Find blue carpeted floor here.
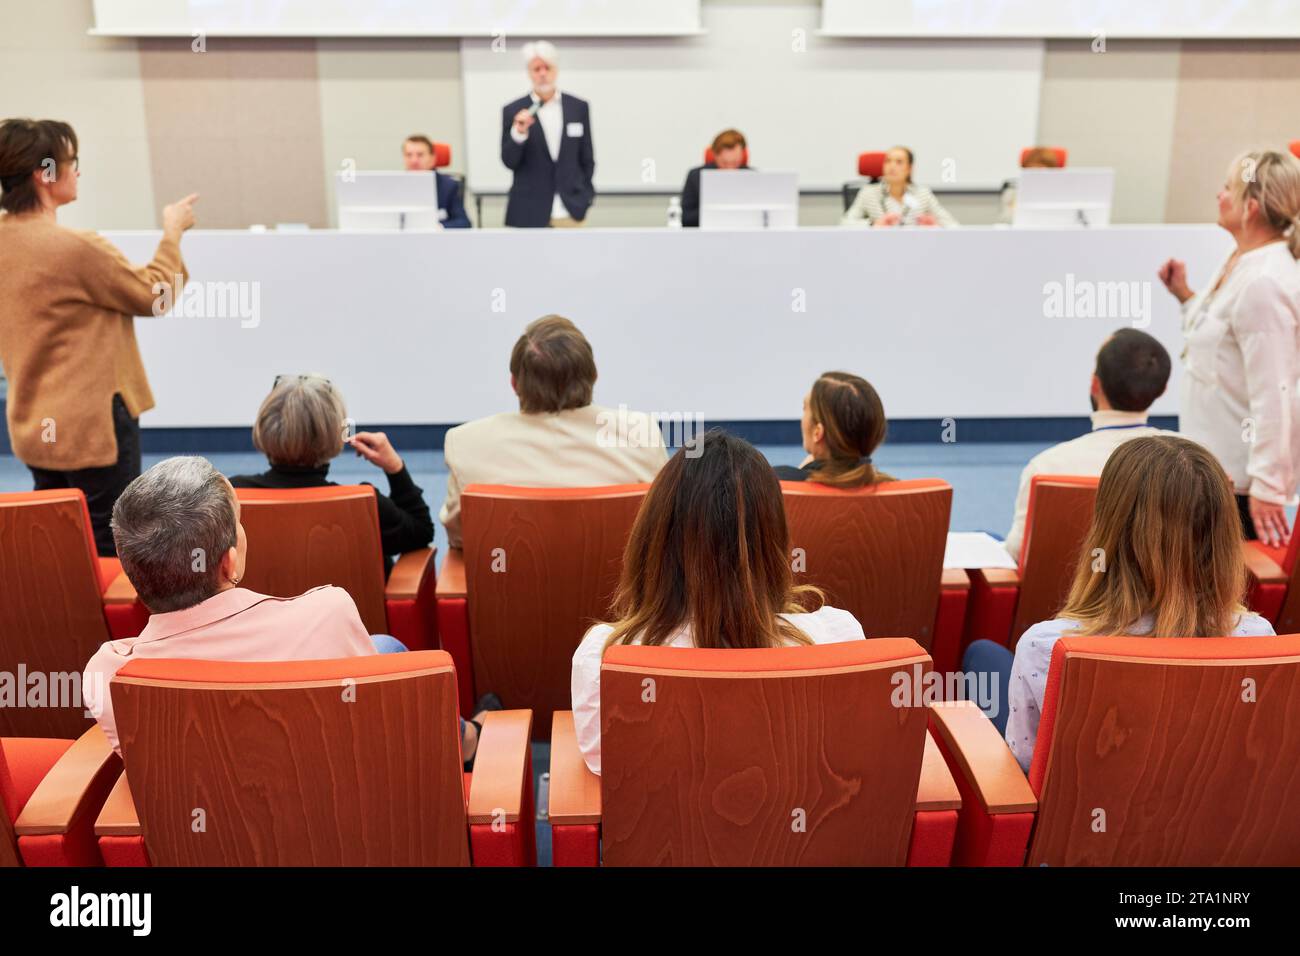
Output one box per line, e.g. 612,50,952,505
0,437,1052,864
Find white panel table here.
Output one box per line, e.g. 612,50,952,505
104,225,1233,429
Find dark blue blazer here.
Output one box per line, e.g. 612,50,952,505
435,171,471,229
500,93,595,227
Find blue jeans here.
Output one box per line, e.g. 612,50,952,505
370,634,466,738
962,639,1015,736
370,634,408,654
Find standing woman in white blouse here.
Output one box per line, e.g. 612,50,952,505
841,146,958,228
1158,150,1300,546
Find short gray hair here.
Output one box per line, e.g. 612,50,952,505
522,40,558,68
111,457,238,613
252,374,346,468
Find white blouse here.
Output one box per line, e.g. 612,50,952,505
1004,612,1277,772
1180,241,1300,504
841,182,958,228
570,606,866,774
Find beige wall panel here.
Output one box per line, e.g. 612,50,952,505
1165,41,1300,222
1036,39,1182,224
138,37,328,228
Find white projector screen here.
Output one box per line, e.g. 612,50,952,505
821,0,1300,38
90,0,702,36
462,4,1044,193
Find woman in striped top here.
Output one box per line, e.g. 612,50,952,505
841,145,958,228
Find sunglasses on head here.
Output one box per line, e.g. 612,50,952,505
273,374,333,390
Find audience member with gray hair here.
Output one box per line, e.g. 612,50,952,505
228,373,434,574
84,456,501,766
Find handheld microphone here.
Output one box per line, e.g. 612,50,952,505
527,99,542,118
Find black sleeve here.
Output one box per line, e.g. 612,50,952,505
578,100,595,210
369,467,434,556
442,177,472,229
681,167,701,228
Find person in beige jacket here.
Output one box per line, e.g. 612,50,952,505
439,315,669,547
0,118,197,554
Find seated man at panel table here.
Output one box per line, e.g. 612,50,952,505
402,134,471,228
680,128,752,228
1003,328,1175,561
438,315,669,548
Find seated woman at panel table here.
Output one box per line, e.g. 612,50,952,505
961,436,1275,772
228,374,433,574
570,430,866,774
82,456,503,767
773,371,893,487
841,145,958,228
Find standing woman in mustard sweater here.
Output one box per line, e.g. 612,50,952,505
0,118,198,555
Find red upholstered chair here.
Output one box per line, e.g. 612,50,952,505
858,150,886,179
0,489,148,738
433,142,452,168
91,652,534,866
930,635,1300,865
549,640,960,866
780,479,969,675
1020,146,1068,167
222,486,437,649
1289,140,1300,160
704,145,749,166
435,484,648,732
1241,533,1300,630
963,475,1099,653
3,725,121,866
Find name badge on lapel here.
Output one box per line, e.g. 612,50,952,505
437,208,448,221
566,121,584,138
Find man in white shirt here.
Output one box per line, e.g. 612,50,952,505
438,315,668,547
1003,329,1174,560
500,41,596,227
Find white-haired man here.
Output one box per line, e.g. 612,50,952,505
501,40,595,227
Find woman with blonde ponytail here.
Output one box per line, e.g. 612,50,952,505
968,437,1275,772
774,371,893,488
1157,148,1300,548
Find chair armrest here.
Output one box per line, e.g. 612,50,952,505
13,725,122,836
549,711,602,824
467,710,533,824
941,567,971,592
102,571,140,606
385,547,437,601
927,701,1035,814
94,773,140,836
973,568,1020,588
1242,541,1287,585
436,547,467,600
916,729,961,812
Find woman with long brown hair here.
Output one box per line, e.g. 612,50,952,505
965,436,1274,771
570,430,866,773
774,371,892,488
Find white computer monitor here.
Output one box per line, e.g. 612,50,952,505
699,170,798,230
335,171,443,231
1013,168,1115,228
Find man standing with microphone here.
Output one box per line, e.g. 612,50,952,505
501,41,595,228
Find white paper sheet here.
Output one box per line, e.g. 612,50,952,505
943,532,1018,570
